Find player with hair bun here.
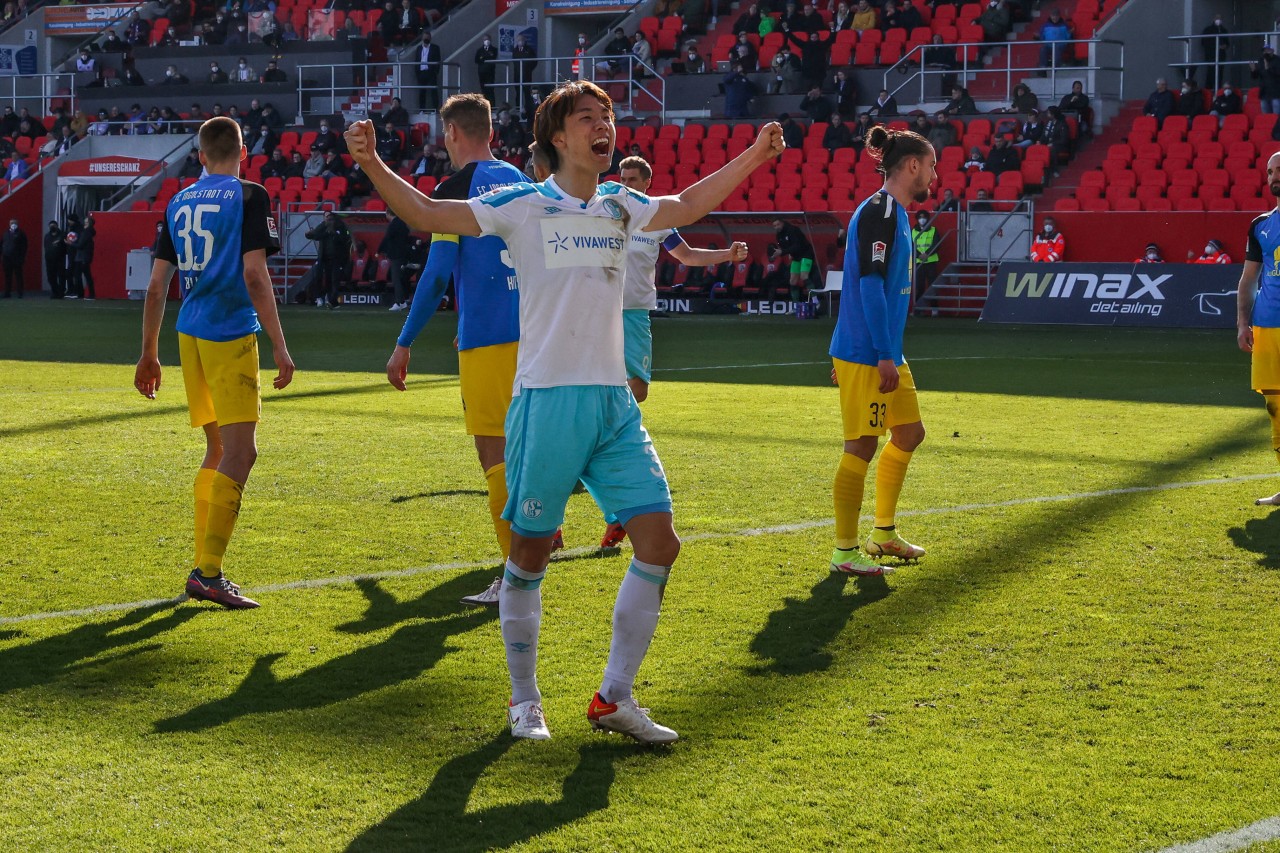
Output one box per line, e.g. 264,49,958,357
828,126,936,576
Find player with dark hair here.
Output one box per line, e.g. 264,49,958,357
829,125,935,576
134,116,294,608
385,93,532,591
346,79,783,743
1238,151,1280,507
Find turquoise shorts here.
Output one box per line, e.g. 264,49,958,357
623,308,653,384
503,385,672,537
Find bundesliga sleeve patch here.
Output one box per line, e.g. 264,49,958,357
871,241,887,263
266,217,278,239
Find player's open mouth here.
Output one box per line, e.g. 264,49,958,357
591,136,610,156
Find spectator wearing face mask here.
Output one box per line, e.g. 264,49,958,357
233,57,256,83
1192,239,1232,264
313,120,340,153
161,64,189,85
1175,78,1205,118
208,62,229,84
476,35,499,104
1193,14,1230,88
912,212,940,303
1030,218,1064,262
1135,242,1164,263
1210,83,1242,123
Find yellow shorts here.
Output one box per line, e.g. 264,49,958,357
458,341,517,437
1253,327,1280,392
179,332,261,428
834,358,921,440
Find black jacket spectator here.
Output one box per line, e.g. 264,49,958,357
1210,87,1242,116
733,3,761,34
984,139,1019,175
1175,82,1205,117
261,150,289,180
823,117,853,152
1143,81,1176,126
800,89,834,123
869,90,899,117
779,115,805,150
944,87,979,115
261,60,287,83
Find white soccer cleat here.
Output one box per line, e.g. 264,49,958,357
1256,492,1280,506
460,576,502,607
587,692,678,744
864,532,926,561
508,699,551,740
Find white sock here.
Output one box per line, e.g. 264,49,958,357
600,558,671,703
500,559,543,705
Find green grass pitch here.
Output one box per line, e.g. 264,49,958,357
3,300,1280,851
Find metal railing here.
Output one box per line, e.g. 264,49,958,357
0,73,78,123
296,61,462,119
1169,28,1279,92
485,53,666,121
883,37,1124,116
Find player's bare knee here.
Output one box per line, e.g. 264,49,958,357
509,533,552,573
635,529,680,566
892,422,925,452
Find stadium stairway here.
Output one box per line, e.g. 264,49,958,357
1037,99,1143,210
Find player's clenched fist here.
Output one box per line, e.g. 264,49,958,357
751,122,786,160
729,241,749,261
344,120,378,166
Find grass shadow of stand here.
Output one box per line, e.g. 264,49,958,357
1227,509,1280,570
748,572,891,676
0,602,200,695
345,735,625,853
153,575,498,733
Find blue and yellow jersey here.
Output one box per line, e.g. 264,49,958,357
156,174,279,343
830,190,913,367
1246,208,1280,328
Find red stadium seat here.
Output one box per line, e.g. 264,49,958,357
1112,197,1141,212
1206,197,1237,211
1142,197,1172,211
1173,197,1205,211
853,44,877,65
1055,197,1082,211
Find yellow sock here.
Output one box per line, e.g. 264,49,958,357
833,453,869,550
1268,396,1280,466
198,472,244,578
193,467,217,568
484,462,513,560
874,442,914,529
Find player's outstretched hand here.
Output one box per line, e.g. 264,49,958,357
876,359,900,393
134,356,161,399
344,120,378,167
1239,325,1255,353
387,345,411,391
729,241,749,262
752,122,786,160
273,345,295,390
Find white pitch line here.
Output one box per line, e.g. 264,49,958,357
1,471,1275,628
1155,817,1280,853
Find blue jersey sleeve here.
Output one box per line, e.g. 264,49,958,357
396,236,459,348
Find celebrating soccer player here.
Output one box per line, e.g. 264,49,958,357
829,126,936,576
383,94,533,602
346,80,782,743
1237,150,1280,507
134,116,294,609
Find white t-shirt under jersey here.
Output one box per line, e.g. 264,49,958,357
624,226,680,310
468,176,658,390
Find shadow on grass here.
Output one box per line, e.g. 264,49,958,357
154,572,498,733
345,735,625,853
390,489,488,503
1227,509,1280,569
0,381,398,440
748,572,890,675
0,602,200,695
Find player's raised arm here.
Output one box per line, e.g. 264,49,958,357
1238,260,1262,353
134,257,176,399
668,240,749,266
645,123,784,232
344,120,483,237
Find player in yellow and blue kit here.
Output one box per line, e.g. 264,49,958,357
384,94,530,581
829,126,936,576
347,80,783,744
134,116,294,609
1237,150,1280,507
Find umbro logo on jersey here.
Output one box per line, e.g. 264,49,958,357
544,206,560,214
546,232,570,254
871,241,887,263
